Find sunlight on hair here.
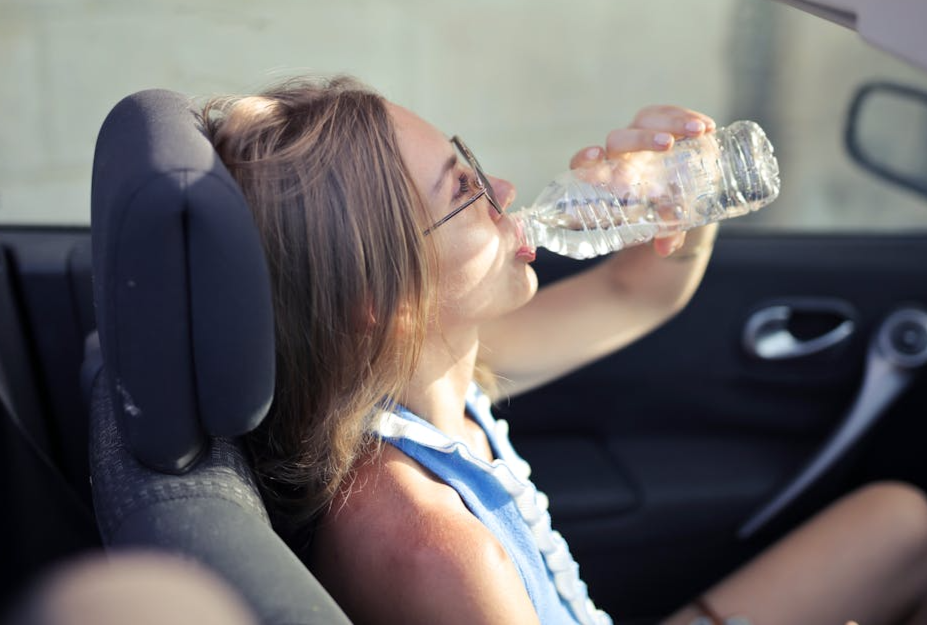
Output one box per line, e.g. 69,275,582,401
234,96,278,117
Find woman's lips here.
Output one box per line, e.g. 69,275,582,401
511,216,535,262
516,246,536,262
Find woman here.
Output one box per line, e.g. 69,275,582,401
204,76,927,625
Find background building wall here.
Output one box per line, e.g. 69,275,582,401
2,0,927,230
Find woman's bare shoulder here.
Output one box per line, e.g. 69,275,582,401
309,444,539,625
312,443,479,565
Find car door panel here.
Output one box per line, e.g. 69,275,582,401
0,228,98,605
502,232,927,619
0,229,94,502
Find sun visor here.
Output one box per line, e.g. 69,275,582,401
771,0,927,71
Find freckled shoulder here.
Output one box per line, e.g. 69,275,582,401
309,444,540,625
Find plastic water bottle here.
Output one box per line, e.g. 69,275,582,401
510,120,780,259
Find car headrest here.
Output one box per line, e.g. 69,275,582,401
91,89,276,474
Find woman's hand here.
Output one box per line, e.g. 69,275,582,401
567,105,717,257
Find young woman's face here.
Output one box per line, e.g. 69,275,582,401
389,103,538,332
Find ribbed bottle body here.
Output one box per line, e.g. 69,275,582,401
516,121,780,259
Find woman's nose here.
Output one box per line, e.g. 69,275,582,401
488,175,516,212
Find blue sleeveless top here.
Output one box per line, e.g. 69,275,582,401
374,384,612,625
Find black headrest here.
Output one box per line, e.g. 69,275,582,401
91,89,275,473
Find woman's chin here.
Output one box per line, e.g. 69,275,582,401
515,265,539,307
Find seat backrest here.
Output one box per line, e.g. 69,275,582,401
88,89,350,624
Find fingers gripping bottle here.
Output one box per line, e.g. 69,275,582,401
510,120,781,260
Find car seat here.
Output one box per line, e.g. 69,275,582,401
86,88,350,624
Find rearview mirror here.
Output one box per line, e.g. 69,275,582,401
845,82,927,199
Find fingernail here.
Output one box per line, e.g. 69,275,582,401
583,147,602,160
685,120,706,134
654,132,673,147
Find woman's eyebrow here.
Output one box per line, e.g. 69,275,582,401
431,154,457,198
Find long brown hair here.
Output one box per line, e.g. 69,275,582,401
202,76,433,534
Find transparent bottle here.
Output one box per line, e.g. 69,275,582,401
510,120,781,260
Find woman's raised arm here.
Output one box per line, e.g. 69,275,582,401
479,105,719,399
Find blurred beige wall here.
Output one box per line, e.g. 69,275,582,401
2,0,927,229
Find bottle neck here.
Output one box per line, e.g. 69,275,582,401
509,208,538,251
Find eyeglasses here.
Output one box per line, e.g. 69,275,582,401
423,136,503,236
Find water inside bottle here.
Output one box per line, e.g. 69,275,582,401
522,181,664,259
516,121,780,260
